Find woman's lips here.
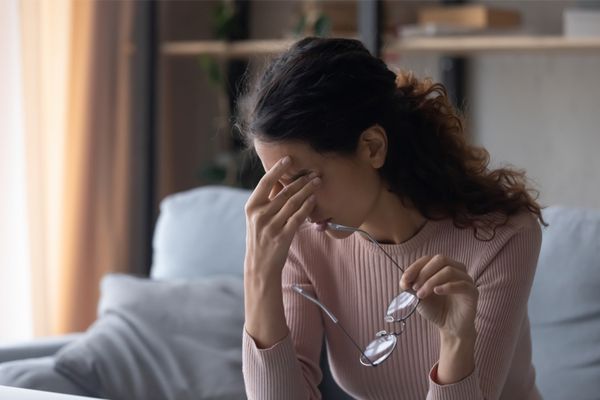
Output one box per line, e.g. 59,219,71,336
314,218,332,232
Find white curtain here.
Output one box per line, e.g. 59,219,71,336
0,0,33,342
19,0,73,337
1,0,143,339
0,0,72,341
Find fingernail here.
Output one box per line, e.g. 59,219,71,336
308,171,318,179
412,283,420,291
281,156,290,165
417,289,425,298
312,177,321,186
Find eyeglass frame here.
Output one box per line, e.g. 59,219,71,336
292,221,420,367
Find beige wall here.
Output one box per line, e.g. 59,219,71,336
470,52,600,209
471,1,600,209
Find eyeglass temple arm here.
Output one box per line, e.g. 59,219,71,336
291,285,377,367
327,223,405,273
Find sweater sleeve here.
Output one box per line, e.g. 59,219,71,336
426,215,542,400
242,235,325,400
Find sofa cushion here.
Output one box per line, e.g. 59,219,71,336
54,273,246,400
151,185,251,280
529,206,600,400
0,357,92,396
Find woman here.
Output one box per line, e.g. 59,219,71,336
236,37,546,399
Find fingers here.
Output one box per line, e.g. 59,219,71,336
273,173,321,228
270,171,318,210
432,280,477,297
244,153,322,246
408,255,467,290
414,266,473,299
268,181,286,202
400,255,432,290
247,156,291,208
400,254,472,299
281,193,317,237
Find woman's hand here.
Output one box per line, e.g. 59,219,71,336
244,156,321,279
243,156,321,348
400,255,478,340
400,254,478,383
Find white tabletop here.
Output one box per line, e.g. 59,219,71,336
0,386,104,399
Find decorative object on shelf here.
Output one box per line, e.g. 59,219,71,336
288,0,359,39
382,35,600,58
563,3,600,37
197,0,260,189
213,0,245,40
198,0,241,86
399,23,482,38
398,4,521,39
418,4,520,30
292,0,332,37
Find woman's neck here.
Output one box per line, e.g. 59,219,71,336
360,188,428,245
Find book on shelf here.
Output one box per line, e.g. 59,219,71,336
392,4,522,39
417,4,521,30
397,23,523,39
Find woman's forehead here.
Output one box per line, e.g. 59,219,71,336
254,140,317,171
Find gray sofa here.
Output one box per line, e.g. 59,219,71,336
1,185,599,399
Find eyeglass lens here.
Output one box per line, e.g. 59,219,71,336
361,334,397,366
360,291,419,366
386,291,420,322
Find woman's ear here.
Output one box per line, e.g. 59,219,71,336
358,124,388,169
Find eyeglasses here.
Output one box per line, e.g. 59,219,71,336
292,222,420,367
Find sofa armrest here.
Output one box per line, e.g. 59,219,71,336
0,333,83,363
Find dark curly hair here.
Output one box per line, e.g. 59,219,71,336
234,37,547,239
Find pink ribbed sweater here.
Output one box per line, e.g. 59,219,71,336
242,211,542,400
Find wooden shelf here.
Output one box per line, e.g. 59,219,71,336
162,39,296,58
161,35,600,59
383,35,600,56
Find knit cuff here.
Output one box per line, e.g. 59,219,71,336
242,327,310,400
427,362,481,400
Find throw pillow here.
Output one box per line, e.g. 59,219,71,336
54,274,246,400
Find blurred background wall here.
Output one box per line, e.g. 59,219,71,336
159,0,600,209
395,1,600,209
471,1,600,210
